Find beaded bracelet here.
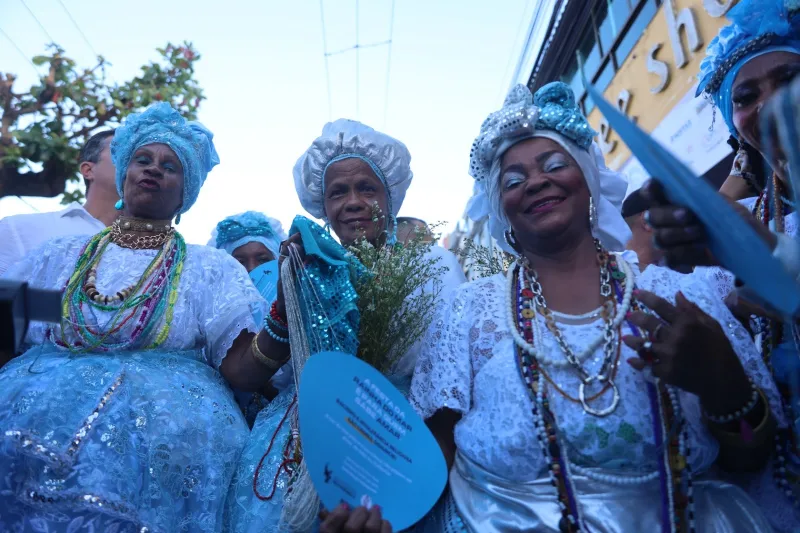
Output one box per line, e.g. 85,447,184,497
266,314,288,334
264,319,290,344
704,380,760,424
270,301,288,329
251,333,289,369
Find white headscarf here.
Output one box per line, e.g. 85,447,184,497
467,83,630,254
293,119,413,221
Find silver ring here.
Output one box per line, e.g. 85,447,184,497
642,340,653,352
652,323,665,341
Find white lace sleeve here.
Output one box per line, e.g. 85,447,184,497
410,283,473,420
192,246,268,369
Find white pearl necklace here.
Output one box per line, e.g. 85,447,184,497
567,462,659,485
506,253,635,368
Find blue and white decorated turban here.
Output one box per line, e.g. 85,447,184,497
111,102,220,217
467,82,630,254
209,211,287,257
293,119,413,223
697,0,800,137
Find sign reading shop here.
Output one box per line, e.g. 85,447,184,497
597,0,736,156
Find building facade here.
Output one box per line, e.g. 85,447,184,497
446,0,738,273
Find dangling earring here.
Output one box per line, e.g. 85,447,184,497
731,140,759,190
387,214,398,245
115,199,124,210
589,197,598,229
504,229,518,251
323,221,331,234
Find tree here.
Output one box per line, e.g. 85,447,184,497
0,42,204,202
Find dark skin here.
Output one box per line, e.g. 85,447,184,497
232,241,275,273
716,52,800,200
121,143,283,393
267,158,393,533
429,137,772,478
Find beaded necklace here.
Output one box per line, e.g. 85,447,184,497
52,225,187,352
509,252,694,533
752,177,800,507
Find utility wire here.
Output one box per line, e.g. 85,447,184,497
0,26,39,74
355,0,360,119
54,0,100,57
326,40,391,57
319,0,333,120
383,0,396,128
19,0,56,44
16,196,42,213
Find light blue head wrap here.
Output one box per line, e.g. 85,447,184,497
209,211,287,257
697,0,800,137
111,102,220,219
467,82,630,254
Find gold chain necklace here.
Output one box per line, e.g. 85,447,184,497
111,217,174,250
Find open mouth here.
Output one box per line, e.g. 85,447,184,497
525,196,565,214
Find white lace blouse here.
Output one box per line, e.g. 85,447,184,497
410,262,784,482
2,234,267,368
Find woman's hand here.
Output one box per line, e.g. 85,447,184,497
622,290,753,414
640,180,777,272
275,233,306,319
319,504,392,533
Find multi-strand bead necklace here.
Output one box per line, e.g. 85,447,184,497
507,243,693,532
52,218,186,352
752,177,800,507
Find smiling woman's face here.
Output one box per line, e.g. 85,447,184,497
323,158,389,246
122,143,184,220
500,137,590,250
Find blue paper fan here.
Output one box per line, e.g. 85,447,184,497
584,80,800,316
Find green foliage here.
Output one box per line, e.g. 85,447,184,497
349,223,447,375
454,238,512,279
0,42,205,202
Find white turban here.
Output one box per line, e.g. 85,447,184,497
293,119,413,221
467,83,630,254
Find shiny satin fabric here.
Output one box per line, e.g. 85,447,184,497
436,451,773,533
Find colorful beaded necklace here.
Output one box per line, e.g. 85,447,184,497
52,224,187,352
509,251,694,533
752,176,800,506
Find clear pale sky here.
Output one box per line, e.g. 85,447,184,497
0,0,533,244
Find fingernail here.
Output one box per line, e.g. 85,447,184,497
625,312,632,319
626,358,637,366
674,208,688,221
340,502,349,511
633,289,641,296
374,505,382,512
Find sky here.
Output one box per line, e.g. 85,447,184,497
0,0,535,245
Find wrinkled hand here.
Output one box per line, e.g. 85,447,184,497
640,180,777,273
319,504,392,533
622,290,751,413
275,233,306,319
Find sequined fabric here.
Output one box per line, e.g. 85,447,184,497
0,234,265,532
111,103,220,215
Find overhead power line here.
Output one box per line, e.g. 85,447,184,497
355,0,360,119
19,0,56,44
0,26,39,74
383,0,396,128
319,0,333,120
55,0,100,57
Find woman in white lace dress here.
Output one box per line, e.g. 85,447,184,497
409,82,782,532
0,104,288,533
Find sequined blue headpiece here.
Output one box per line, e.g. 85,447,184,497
469,82,596,183
697,0,800,136
211,211,287,257
111,103,220,218
467,82,630,254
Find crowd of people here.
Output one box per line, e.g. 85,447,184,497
1,0,800,531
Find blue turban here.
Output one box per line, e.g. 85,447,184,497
209,211,287,257
697,0,800,137
111,103,220,217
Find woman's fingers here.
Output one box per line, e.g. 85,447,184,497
631,290,679,324
320,504,350,533
343,506,369,533
364,506,387,533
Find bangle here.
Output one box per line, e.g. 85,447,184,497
264,319,290,344
251,333,289,369
270,300,288,328
704,380,759,424
708,390,773,448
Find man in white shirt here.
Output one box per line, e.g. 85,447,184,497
0,130,118,276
